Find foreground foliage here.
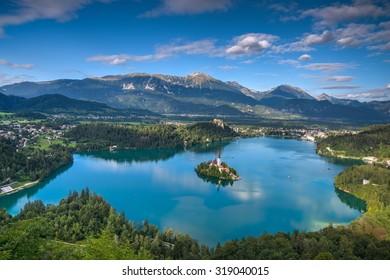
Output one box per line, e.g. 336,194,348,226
1,190,389,260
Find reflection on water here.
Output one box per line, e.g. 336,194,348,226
0,162,73,212
195,172,235,189
186,141,230,155
335,188,366,213
80,147,183,163
0,137,365,245
321,156,365,166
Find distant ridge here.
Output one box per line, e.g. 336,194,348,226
1,72,389,123
261,84,316,100
0,92,156,116
317,93,362,107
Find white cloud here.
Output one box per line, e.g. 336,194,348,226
300,74,354,83
278,59,300,67
387,84,390,88
385,60,390,63
281,61,354,73
0,59,34,69
272,42,312,53
262,1,299,22
267,2,291,13
326,76,354,82
140,0,232,17
302,0,388,26
302,62,354,72
274,18,390,54
320,85,360,90
87,39,218,65
272,31,332,53
240,59,255,64
0,73,35,86
156,39,219,56
335,87,390,102
368,41,390,51
87,54,163,64
298,54,312,61
226,33,278,56
334,22,390,51
0,0,114,37
299,74,321,79
302,30,333,46
218,65,238,70
88,33,281,65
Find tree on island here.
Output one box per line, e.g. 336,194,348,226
195,152,240,182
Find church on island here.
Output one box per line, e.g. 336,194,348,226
209,153,231,174
195,151,240,182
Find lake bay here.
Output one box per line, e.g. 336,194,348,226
0,137,365,245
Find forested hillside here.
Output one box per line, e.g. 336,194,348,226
316,124,390,158
1,189,390,260
0,93,155,117
335,165,390,241
66,121,238,150
0,138,72,184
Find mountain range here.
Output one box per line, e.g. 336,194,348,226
0,72,389,123
0,92,155,116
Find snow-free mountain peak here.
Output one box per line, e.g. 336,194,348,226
225,81,263,99
187,72,213,79
263,84,315,100
317,93,362,107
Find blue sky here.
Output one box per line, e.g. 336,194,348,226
0,0,389,101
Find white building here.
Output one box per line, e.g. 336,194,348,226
363,179,370,185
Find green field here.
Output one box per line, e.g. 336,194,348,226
32,135,75,150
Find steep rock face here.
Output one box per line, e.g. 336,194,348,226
225,81,265,99
83,72,239,94
0,73,258,114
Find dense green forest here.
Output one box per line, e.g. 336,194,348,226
335,165,390,241
66,121,238,151
1,189,389,260
0,138,72,184
316,124,390,158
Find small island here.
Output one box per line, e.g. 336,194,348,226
195,153,240,182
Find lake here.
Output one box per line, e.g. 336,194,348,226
0,137,365,245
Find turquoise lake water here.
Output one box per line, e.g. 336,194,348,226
0,137,365,245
